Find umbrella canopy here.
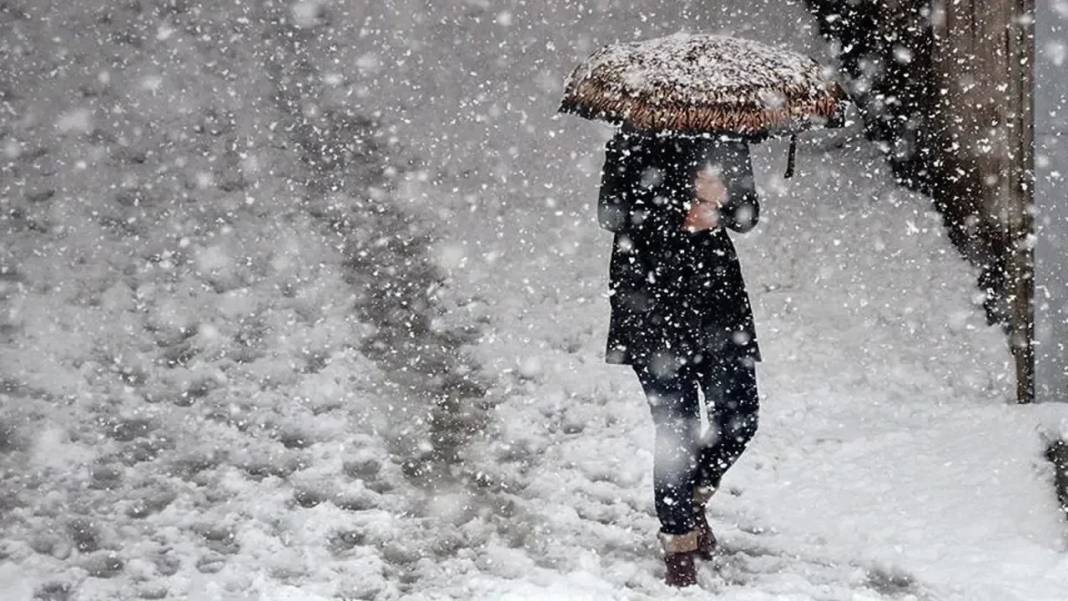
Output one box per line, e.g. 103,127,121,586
558,33,847,137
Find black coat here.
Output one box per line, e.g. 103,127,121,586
597,128,762,368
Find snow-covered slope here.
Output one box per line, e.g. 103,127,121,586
2,1,1066,600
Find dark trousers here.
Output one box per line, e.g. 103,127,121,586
632,355,759,535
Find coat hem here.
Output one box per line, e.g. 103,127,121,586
604,346,762,366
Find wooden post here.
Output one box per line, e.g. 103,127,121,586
929,0,1035,402
1010,0,1035,403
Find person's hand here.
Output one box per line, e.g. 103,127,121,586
695,168,728,206
684,168,728,232
683,200,720,232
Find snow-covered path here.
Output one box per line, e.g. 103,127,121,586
3,1,1067,600
409,132,1068,599
375,2,1068,597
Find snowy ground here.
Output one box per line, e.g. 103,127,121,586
2,1,1067,600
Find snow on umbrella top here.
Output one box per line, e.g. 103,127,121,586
558,33,848,137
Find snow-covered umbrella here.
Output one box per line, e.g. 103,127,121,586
558,33,848,175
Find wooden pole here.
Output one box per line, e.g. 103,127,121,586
1010,0,1035,403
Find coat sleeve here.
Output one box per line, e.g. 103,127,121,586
597,132,637,233
715,141,760,234
598,132,688,235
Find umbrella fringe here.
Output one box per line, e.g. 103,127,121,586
559,78,846,136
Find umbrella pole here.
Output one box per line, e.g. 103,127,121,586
784,133,797,178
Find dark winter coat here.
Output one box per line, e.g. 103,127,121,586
598,128,762,367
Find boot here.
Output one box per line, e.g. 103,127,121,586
658,531,698,587
692,485,717,560
692,510,717,560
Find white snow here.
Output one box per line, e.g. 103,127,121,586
1,1,1066,601
568,33,831,101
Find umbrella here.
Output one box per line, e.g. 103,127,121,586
558,33,848,175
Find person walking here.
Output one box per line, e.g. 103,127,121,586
597,124,762,587
563,30,844,590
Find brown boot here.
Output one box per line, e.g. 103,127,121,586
693,511,717,560
692,485,718,560
658,531,698,587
